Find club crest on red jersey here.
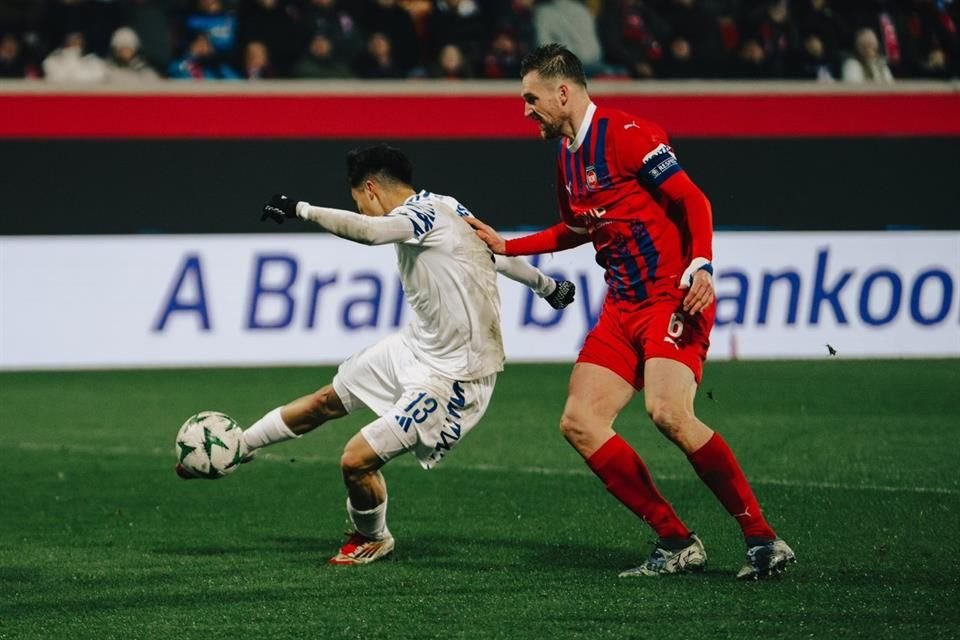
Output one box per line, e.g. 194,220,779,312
585,166,598,190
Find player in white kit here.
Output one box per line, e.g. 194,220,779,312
177,145,575,565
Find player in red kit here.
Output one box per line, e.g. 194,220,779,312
467,44,795,579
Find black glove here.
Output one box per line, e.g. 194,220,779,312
544,280,575,309
261,194,299,224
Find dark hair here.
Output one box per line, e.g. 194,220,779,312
346,144,413,189
519,43,586,87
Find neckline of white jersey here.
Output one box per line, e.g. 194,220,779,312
404,190,431,204
565,102,597,153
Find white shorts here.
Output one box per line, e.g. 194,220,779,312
332,333,497,469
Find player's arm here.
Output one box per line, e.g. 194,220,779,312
464,218,590,256
659,171,714,315
625,132,715,315
493,255,576,309
464,161,591,257
261,194,414,245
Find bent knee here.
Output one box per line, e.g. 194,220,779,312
559,411,587,442
340,448,373,482
646,399,692,435
559,410,612,455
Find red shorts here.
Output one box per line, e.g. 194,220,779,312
577,292,715,390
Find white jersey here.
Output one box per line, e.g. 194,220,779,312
387,190,505,380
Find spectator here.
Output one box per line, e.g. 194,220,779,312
841,0,909,78
299,0,364,63
424,43,472,79
124,0,174,72
708,1,743,56
487,0,537,52
534,0,605,74
105,26,158,83
42,0,123,58
0,33,27,78
481,28,524,78
659,0,724,77
427,0,486,73
792,33,836,80
731,38,770,77
353,31,404,78
792,34,839,82
184,0,238,57
795,0,847,62
18,31,46,79
597,0,664,78
292,32,354,78
42,31,107,82
842,27,894,82
167,30,241,79
8,0,960,80
236,0,301,76
741,0,799,77
660,34,703,78
243,40,275,78
357,0,420,75
899,0,958,79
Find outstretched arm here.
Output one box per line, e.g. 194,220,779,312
495,255,556,297
297,203,414,245
494,255,576,309
261,194,414,245
464,217,590,256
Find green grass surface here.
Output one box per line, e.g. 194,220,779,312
2,360,958,639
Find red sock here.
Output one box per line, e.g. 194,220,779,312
688,432,776,540
586,434,691,540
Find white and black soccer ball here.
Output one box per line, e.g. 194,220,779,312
175,411,244,479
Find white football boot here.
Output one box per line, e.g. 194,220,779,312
618,534,707,577
736,538,796,580
328,531,396,565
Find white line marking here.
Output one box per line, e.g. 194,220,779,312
17,441,959,496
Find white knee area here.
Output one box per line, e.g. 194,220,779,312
358,416,414,465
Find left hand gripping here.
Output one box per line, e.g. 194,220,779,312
679,257,713,289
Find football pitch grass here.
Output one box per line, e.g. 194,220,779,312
2,360,958,639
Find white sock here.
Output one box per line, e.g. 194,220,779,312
347,497,390,540
242,407,299,451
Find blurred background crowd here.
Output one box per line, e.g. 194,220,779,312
0,0,957,83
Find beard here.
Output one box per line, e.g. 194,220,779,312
537,120,563,139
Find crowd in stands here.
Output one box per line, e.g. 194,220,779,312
0,0,957,83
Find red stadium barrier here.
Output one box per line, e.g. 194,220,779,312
2,88,958,138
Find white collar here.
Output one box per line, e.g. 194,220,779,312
566,102,597,153
404,189,430,204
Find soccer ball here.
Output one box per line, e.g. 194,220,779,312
175,411,244,479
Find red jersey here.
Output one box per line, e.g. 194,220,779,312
556,104,711,302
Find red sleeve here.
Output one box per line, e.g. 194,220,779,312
615,119,671,175
659,171,713,261
504,222,591,256
614,115,712,260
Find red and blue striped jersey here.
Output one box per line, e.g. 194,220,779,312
556,104,694,302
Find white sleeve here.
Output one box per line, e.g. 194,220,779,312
494,255,557,298
295,203,416,245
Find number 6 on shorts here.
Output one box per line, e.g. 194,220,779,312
667,312,685,339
